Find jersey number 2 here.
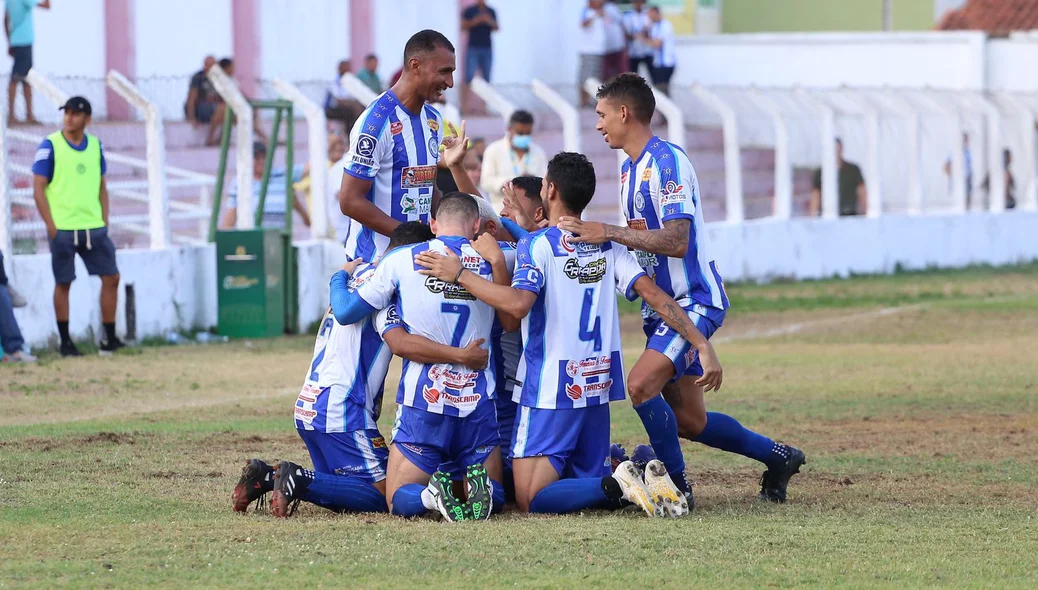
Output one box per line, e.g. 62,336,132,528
578,288,603,352
442,303,471,347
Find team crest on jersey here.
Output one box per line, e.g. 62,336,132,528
641,168,652,182
559,232,575,253
357,134,377,158
390,121,403,135
565,360,579,377
634,191,645,211
428,136,439,157
565,383,583,400
427,119,439,132
563,257,607,284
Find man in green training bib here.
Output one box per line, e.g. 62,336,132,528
32,96,124,357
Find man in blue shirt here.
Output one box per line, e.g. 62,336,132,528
4,0,50,124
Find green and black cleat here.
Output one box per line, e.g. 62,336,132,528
427,471,468,522
465,463,494,521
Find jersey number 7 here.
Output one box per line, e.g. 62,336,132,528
441,303,471,347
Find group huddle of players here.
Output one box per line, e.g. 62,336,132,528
231,30,805,521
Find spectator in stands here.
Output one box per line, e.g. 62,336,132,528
623,0,653,75
464,151,482,193
579,0,610,108
215,57,268,145
602,1,627,80
32,96,124,357
5,0,50,124
461,0,498,112
642,4,676,96
471,137,487,162
222,141,311,230
185,55,228,145
356,54,382,94
294,133,346,228
325,60,366,136
810,138,867,217
479,110,547,209
0,247,35,363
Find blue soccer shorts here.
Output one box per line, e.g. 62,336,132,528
391,400,499,476
643,304,726,381
511,402,612,479
296,428,389,483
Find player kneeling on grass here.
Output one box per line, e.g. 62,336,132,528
232,222,487,517
416,152,721,517
331,193,516,521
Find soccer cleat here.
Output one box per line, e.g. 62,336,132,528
427,470,469,522
1,350,37,363
611,460,661,517
232,458,274,513
759,445,807,503
630,444,657,473
99,336,126,356
643,459,690,518
609,443,629,472
270,461,310,518
465,463,494,520
60,341,82,357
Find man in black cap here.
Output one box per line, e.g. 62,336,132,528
31,96,124,357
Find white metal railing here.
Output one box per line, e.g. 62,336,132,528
692,84,744,222
341,73,378,106
907,90,964,213
651,86,686,150
995,93,1038,211
208,65,255,229
0,110,10,254
273,78,329,239
794,88,837,219
531,79,581,153
746,88,792,219
470,76,516,121
26,69,69,105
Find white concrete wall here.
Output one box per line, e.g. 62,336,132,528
373,0,460,83
8,212,1038,349
673,32,988,90
986,37,1038,92
259,0,350,83
135,0,234,78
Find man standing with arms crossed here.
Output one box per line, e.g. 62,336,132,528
32,96,123,357
338,29,456,263
560,74,805,504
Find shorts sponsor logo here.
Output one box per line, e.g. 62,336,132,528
390,121,404,135
356,134,377,158
565,383,583,400
563,257,607,284
401,165,437,190
370,436,387,449
684,347,699,366
400,443,424,455
474,445,492,455
334,465,368,475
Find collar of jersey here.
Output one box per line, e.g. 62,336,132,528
631,135,661,168
387,89,420,118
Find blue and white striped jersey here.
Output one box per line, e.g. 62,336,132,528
341,90,444,262
511,227,645,410
294,264,400,432
620,136,729,319
355,237,498,418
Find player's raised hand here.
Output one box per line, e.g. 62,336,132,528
501,182,537,231
342,257,364,274
441,120,469,168
457,338,489,370
472,232,505,266
558,217,609,244
415,248,465,283
695,342,723,393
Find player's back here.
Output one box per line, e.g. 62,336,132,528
511,227,645,410
341,91,444,262
620,136,729,312
295,264,389,432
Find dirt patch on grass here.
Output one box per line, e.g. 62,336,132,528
1,431,148,452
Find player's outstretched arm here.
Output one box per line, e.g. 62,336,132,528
339,174,401,238
414,249,536,321
471,234,522,332
441,121,482,197
631,275,722,392
558,217,690,258
329,270,377,326
382,328,489,370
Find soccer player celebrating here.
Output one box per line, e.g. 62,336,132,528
338,29,456,262
559,73,806,504
329,192,514,522
416,152,722,517
231,223,488,516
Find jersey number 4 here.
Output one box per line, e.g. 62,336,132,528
578,288,603,352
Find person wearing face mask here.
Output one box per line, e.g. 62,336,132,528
480,110,547,210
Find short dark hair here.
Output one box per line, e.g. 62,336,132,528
219,58,233,70
596,73,655,124
509,110,534,127
435,192,479,225
403,30,455,63
545,153,596,215
365,53,378,61
252,141,267,158
387,221,434,251
511,176,544,208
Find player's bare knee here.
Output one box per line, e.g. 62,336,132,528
627,371,657,405
676,411,707,440
102,274,120,288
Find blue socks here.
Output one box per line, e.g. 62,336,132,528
528,478,613,514
303,472,388,513
491,480,506,514
390,483,430,517
633,395,690,493
694,411,780,467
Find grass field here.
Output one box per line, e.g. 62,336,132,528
2,265,1037,588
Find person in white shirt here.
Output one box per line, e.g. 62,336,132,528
643,5,676,96
480,110,547,210
325,60,366,134
578,0,609,107
602,1,627,81
623,0,653,75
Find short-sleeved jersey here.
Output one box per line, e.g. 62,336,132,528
490,242,520,398
511,227,646,410
620,136,730,319
341,90,444,262
355,236,498,418
294,264,400,432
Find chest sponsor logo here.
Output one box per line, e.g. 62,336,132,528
566,383,583,400
400,193,433,217
427,119,439,132
641,168,652,182
401,165,437,190
620,171,629,184
390,121,403,135
563,257,607,284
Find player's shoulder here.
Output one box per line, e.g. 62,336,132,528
349,262,378,288
422,102,443,122
355,92,397,139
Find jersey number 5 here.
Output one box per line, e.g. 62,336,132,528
578,288,603,352
441,303,471,347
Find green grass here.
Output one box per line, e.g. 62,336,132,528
2,266,1038,588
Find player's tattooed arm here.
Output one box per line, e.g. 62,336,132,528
559,217,690,258
632,275,722,392
382,328,489,370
